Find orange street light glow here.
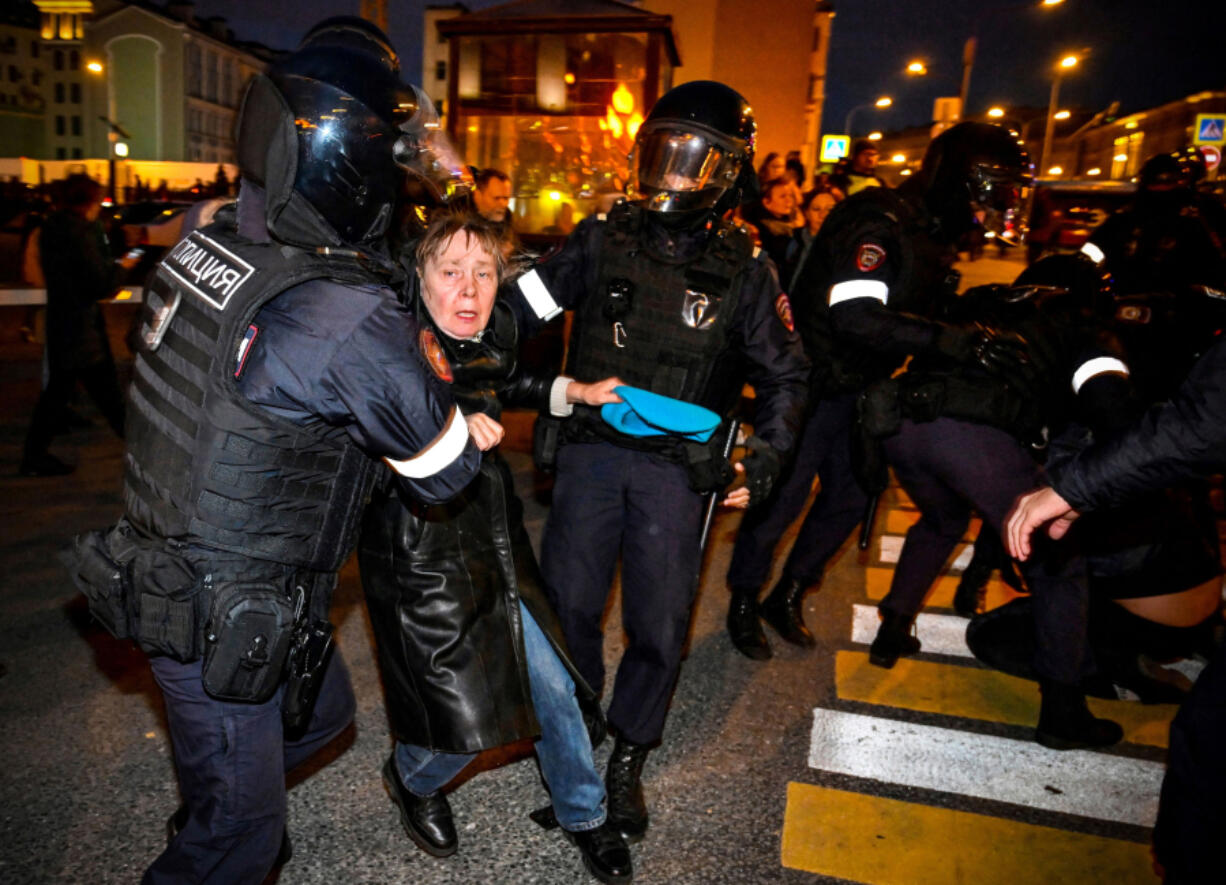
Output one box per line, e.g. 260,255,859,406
867,132,882,141
1086,167,1102,176
1054,109,1071,120
86,60,103,74
891,153,906,163
907,61,927,75
1048,166,1063,175
1060,55,1078,69
875,96,893,108
987,107,1005,118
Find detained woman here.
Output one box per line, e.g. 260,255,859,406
358,214,632,884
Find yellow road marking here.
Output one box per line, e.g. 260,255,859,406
864,566,1022,609
781,782,1158,884
835,650,1176,749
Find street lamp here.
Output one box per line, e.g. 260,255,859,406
959,0,1064,120
844,96,892,137
987,107,1006,118
1039,53,1080,179
89,60,131,201
906,60,927,76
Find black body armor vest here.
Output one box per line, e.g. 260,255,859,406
123,220,384,571
565,202,754,417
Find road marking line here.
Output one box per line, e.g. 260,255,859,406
865,566,1023,609
851,604,973,658
835,650,1176,749
878,535,973,570
781,782,1158,884
807,707,1164,827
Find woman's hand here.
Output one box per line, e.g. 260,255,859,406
566,376,625,406
465,412,505,451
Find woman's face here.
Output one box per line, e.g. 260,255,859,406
419,231,499,339
805,193,837,235
765,156,786,180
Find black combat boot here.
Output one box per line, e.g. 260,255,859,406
564,822,633,883
868,609,921,669
605,736,650,842
759,575,816,648
726,587,771,660
1035,679,1125,750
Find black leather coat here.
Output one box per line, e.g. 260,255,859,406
358,300,593,753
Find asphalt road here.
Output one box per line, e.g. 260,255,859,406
0,254,1178,884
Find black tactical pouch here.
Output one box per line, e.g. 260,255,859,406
59,527,135,639
281,620,335,735
533,414,563,472
859,378,902,440
132,547,207,662
202,583,295,703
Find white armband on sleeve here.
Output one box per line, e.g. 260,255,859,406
383,406,470,478
517,269,563,321
1071,357,1129,394
828,279,889,307
1079,241,1106,266
549,375,575,417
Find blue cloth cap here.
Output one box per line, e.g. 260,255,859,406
600,386,721,442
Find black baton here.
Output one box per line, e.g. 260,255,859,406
698,417,740,555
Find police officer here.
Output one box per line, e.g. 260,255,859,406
62,19,481,883
518,81,809,841
725,122,1032,659
1080,147,1226,404
863,254,1134,748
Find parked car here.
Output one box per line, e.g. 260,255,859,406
1024,179,1136,262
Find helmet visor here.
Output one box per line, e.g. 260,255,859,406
969,164,1027,214
629,124,743,212
392,86,473,203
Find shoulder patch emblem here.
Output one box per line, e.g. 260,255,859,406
855,243,886,273
418,328,453,383
775,293,795,332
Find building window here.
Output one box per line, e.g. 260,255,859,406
69,50,79,70
72,147,82,159
436,60,446,81
53,49,63,71
70,82,80,103
56,146,66,159
54,82,64,102
71,115,81,136
55,114,64,135
186,44,202,98
32,70,41,86
8,65,19,83
31,41,39,59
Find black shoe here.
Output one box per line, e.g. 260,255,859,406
952,575,986,618
605,736,650,842
868,610,921,669
166,804,292,866
565,823,633,884
726,588,771,660
382,756,458,857
759,576,816,648
1035,680,1124,750
18,453,74,477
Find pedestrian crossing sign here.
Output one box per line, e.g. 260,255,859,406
1194,114,1225,146
821,134,850,163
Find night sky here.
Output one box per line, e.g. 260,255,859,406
189,0,1223,136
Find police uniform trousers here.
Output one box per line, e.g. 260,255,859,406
540,442,704,746
143,641,355,884
726,392,866,592
880,417,1093,685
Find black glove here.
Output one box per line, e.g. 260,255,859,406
738,436,782,506
935,323,1035,385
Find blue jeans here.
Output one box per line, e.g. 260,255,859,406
144,652,355,885
395,603,606,832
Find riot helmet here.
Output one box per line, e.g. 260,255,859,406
1136,147,1205,214
627,81,756,221
237,17,468,248
919,122,1032,238
1013,252,1114,318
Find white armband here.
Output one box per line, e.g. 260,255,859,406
383,406,469,478
1071,357,1129,394
516,269,563,321
828,279,889,307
